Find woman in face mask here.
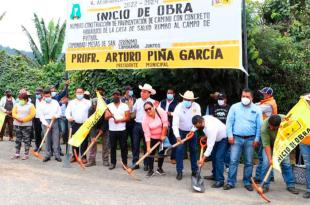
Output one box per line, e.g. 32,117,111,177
11,93,36,160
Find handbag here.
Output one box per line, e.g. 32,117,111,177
293,152,307,185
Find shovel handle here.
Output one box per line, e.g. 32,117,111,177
81,132,101,158
135,141,161,166
261,166,273,186
38,119,55,150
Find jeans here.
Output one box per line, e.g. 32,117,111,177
132,123,147,166
167,127,176,160
224,144,231,168
58,117,68,145
300,144,310,192
110,130,127,165
227,136,254,186
261,148,295,188
255,143,263,181
175,130,198,173
211,138,227,183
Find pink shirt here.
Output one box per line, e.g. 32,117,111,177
142,107,168,142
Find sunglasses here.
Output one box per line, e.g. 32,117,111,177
144,107,152,112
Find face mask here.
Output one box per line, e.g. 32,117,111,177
76,94,84,100
19,100,26,106
183,100,192,108
218,100,225,106
51,92,57,97
128,90,133,96
113,98,120,103
167,94,174,101
241,97,251,106
36,94,42,99
45,97,52,103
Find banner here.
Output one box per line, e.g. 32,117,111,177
66,0,243,71
68,92,107,147
0,111,6,131
272,97,310,171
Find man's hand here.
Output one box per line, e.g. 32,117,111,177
252,141,259,148
68,117,74,122
228,137,234,145
51,116,56,120
198,156,206,167
176,137,182,144
45,124,51,129
269,159,273,166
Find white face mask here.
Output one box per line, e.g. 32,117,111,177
218,100,225,106
241,97,251,106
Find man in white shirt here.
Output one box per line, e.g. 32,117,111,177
65,87,92,164
39,89,62,162
193,115,228,188
172,91,201,180
105,90,130,170
129,83,156,170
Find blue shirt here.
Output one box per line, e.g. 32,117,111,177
226,102,262,142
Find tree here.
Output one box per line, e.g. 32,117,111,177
22,13,66,66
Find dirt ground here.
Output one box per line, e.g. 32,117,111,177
0,139,308,205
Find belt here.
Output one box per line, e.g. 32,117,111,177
233,134,255,139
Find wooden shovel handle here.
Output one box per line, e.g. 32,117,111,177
135,141,161,165
81,132,101,158
38,119,55,150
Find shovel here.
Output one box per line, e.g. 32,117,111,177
81,131,102,159
251,166,273,203
63,127,72,168
122,141,161,180
164,132,194,156
31,119,55,160
192,136,207,193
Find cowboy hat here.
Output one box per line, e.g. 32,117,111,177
139,83,156,95
304,94,310,101
179,91,199,100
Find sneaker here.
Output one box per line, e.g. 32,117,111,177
133,165,140,170
146,170,155,177
85,161,96,167
176,172,183,180
223,184,234,190
303,191,310,199
11,154,20,159
287,187,299,195
55,157,62,162
212,182,224,188
143,165,149,172
191,172,198,177
109,164,116,170
43,157,51,162
22,155,29,160
244,185,253,192
204,175,215,180
156,168,166,176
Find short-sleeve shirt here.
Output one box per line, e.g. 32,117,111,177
107,102,129,131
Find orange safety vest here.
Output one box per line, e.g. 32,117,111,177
259,97,278,120
302,134,310,145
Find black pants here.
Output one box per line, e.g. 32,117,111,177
72,122,88,159
33,118,42,149
147,138,164,171
110,130,128,165
132,122,147,166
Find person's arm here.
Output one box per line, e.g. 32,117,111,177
203,128,217,158
142,117,151,144
172,104,181,140
122,111,130,122
264,146,273,166
65,101,74,122
255,110,263,142
12,105,18,119
226,105,235,144
22,104,36,122
0,97,6,112
196,103,202,116
55,82,69,101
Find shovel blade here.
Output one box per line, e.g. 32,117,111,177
62,154,72,168
191,175,205,193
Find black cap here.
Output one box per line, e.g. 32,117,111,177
35,87,43,94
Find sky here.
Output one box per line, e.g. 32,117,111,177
0,0,67,51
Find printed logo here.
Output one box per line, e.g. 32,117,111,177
70,4,82,20
212,0,232,7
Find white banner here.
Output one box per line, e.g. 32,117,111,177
66,0,243,71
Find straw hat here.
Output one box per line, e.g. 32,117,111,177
139,83,156,95
179,91,199,100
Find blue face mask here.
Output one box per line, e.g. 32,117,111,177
36,94,42,99
76,94,84,100
45,97,52,103
183,100,192,108
128,90,133,96
51,92,57,97
167,94,174,101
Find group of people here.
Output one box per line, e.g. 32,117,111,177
0,82,309,199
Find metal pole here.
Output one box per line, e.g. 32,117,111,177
242,0,249,88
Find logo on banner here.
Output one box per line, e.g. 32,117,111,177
213,0,232,6
70,4,82,20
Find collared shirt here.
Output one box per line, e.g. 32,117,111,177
65,98,92,124
35,99,44,118
261,114,285,148
107,102,129,131
226,102,262,141
193,115,227,157
38,99,61,126
132,98,154,123
172,102,201,138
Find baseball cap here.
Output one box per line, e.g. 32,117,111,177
259,87,273,95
